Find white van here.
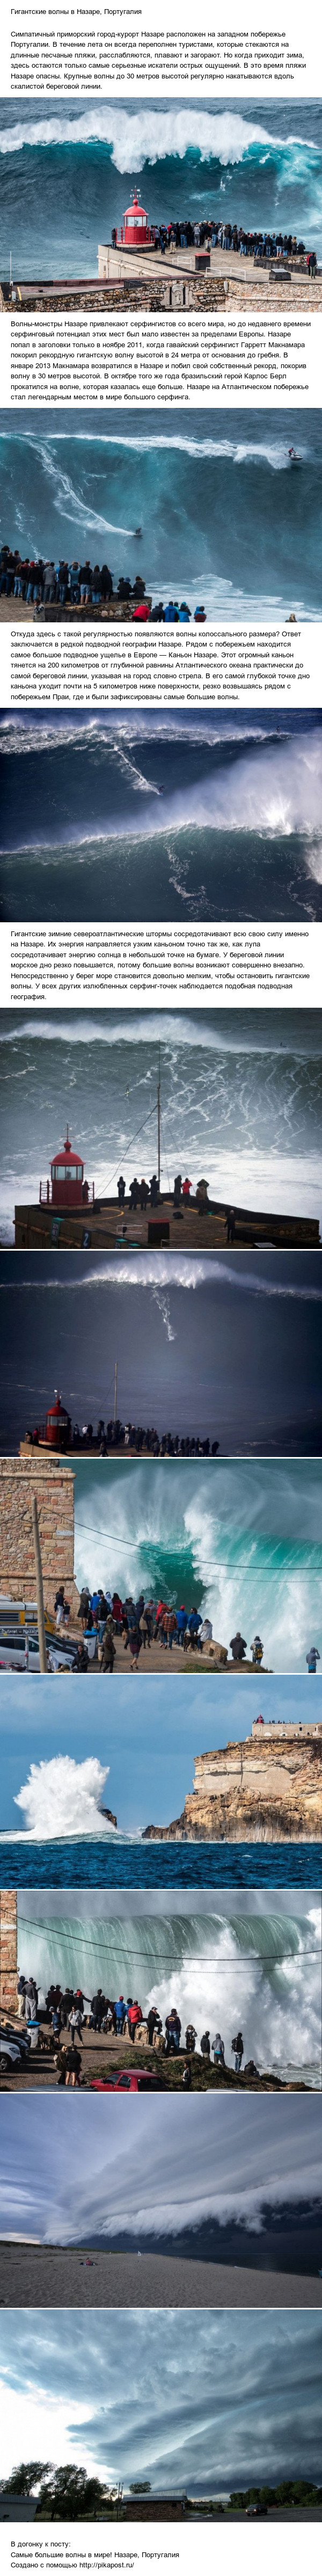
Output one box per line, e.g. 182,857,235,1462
0,1597,78,1673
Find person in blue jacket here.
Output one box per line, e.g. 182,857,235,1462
114,1995,126,2032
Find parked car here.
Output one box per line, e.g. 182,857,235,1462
1,2034,27,2073
1,2019,31,2063
246,2506,268,2518
0,1623,78,1673
90,2070,163,2091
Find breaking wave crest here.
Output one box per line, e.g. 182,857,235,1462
0,109,317,171
13,1756,114,1839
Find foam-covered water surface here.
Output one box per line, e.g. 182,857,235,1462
0,406,320,624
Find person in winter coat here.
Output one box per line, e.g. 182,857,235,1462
68,2006,84,2042
212,2032,225,2066
50,2005,62,2039
166,1609,178,1651
64,2043,82,2087
181,2060,192,2087
90,1990,104,2032
147,2006,162,2046
176,1605,187,1647
232,2030,244,2073
25,1977,38,2020
200,2030,211,2061
61,1988,74,2024
185,2024,197,2054
127,2000,143,2042
99,1617,115,1671
165,2007,181,2054
114,1996,126,2033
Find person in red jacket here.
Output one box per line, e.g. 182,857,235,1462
127,2000,143,2043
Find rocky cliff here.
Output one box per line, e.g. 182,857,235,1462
143,1731,322,1840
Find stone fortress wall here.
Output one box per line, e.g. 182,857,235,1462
0,1888,18,2011
0,1459,78,1618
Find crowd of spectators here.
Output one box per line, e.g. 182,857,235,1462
16,1974,247,2085
0,545,207,622
131,216,317,268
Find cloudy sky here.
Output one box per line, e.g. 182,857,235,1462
0,2308,321,2496
1,2096,321,2248
1,1671,320,1834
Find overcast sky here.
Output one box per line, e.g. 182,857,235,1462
1,2308,321,2496
1,2096,321,2247
1,1672,320,1834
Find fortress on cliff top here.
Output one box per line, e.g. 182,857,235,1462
144,1724,322,1842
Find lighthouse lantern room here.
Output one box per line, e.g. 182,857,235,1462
117,189,154,249
39,1129,93,1210
51,1131,84,1208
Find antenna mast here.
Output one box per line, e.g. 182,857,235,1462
157,1043,160,1192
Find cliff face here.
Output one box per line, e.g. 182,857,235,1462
143,1733,322,1841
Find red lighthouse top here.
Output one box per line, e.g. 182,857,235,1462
117,190,154,249
50,1129,84,1207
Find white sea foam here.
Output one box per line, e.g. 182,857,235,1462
138,735,322,841
2,1258,322,1300
0,106,316,168
38,428,306,470
3,730,319,851
23,435,136,539
13,1755,113,1838
0,714,281,755
1,1008,319,1061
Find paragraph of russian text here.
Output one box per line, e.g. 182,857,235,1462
10,925,313,1009
10,317,313,411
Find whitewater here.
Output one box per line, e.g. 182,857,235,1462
13,1757,114,1838
1,405,320,625
0,110,317,167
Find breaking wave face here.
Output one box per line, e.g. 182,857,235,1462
17,1903,322,2079
0,413,320,626
74,1462,322,1674
139,736,322,844
13,1756,113,1839
1,103,321,276
0,106,319,176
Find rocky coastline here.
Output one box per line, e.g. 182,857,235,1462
143,1730,322,1841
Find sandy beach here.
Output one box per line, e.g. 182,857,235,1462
1,2244,321,2310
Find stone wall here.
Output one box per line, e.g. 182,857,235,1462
0,1458,78,1616
225,277,322,310
0,1887,17,2009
